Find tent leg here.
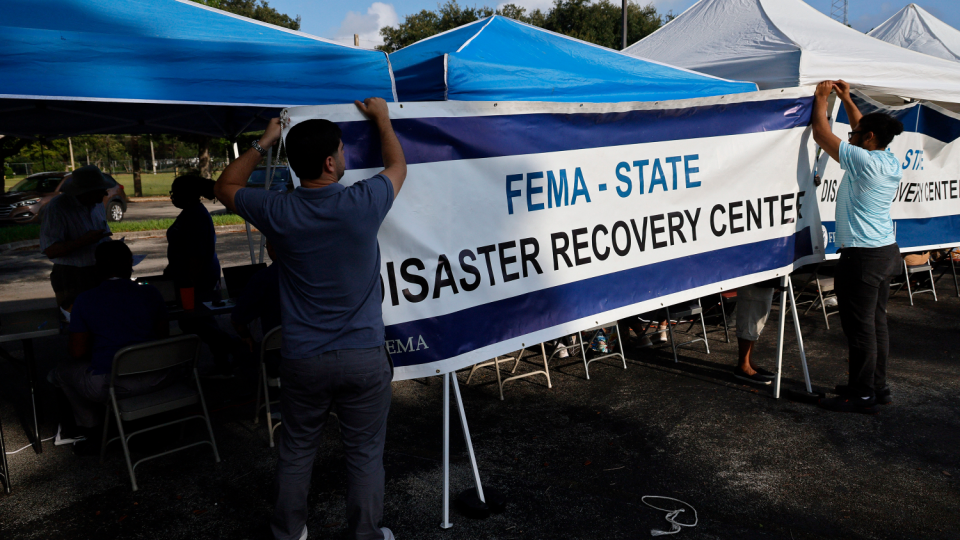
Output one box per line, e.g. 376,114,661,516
451,374,485,503
244,222,256,264
258,148,274,264
774,276,788,399
787,276,814,393
440,373,453,529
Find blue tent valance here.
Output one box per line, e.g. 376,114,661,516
0,0,397,138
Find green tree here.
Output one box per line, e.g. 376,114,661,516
379,0,663,52
545,0,662,49
380,1,547,52
192,0,301,30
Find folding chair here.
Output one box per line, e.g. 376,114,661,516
100,335,220,492
702,291,737,343
891,259,937,305
577,322,626,379
664,299,710,363
253,326,282,448
932,248,959,298
792,264,839,329
0,415,10,493
465,345,551,400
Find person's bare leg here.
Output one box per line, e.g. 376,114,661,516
737,338,757,375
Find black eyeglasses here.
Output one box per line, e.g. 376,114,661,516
848,130,862,140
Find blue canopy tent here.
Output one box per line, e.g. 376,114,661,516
0,0,397,139
390,16,757,103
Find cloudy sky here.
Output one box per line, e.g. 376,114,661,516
269,0,960,48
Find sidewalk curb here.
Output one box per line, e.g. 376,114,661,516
0,224,254,253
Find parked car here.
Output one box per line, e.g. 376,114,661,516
246,166,294,192
0,171,128,224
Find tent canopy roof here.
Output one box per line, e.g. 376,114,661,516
390,15,757,103
623,0,960,103
0,0,396,139
869,4,960,63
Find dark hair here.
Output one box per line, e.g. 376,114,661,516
858,112,904,149
95,241,133,279
285,119,342,181
171,175,216,201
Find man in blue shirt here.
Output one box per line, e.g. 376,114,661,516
51,241,174,453
215,98,406,540
812,80,904,415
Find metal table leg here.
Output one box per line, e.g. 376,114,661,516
21,338,42,454
0,416,10,493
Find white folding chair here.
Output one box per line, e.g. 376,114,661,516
577,322,626,379
664,299,710,363
793,265,839,329
100,335,220,492
892,259,937,305
253,326,282,447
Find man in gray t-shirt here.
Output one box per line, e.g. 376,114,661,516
215,98,406,540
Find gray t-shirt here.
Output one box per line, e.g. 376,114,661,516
39,194,109,267
234,175,394,359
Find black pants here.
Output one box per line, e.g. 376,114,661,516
835,243,901,398
272,346,393,540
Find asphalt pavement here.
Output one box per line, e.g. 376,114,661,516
122,199,228,222
1,234,958,540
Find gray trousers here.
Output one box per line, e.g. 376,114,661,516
272,346,393,540
51,359,174,428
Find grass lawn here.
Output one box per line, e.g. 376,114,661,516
5,171,220,197
0,214,246,245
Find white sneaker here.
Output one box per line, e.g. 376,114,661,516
823,297,838,307
658,325,669,343
557,346,569,358
381,527,395,540
54,424,86,446
298,525,307,540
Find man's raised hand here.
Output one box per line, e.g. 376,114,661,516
833,80,852,102
355,98,391,125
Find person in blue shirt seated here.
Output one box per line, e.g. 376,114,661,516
51,241,176,454
231,240,281,377
812,80,904,415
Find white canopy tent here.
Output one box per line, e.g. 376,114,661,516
622,0,960,103
869,4,960,63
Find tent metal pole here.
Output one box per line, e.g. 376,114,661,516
773,276,788,399
786,276,814,393
621,0,628,50
451,373,486,503
234,141,256,265
258,148,273,264
440,373,453,529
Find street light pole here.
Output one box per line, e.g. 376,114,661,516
621,0,628,50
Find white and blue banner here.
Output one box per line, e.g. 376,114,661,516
283,88,823,380
818,91,960,256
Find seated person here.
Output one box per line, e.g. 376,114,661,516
732,282,777,385
903,251,930,267
231,241,281,376
51,242,175,453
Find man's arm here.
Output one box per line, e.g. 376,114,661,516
68,332,92,359
355,98,407,199
43,230,112,260
812,81,842,163
833,80,861,131
214,118,283,213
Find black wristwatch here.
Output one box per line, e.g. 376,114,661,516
251,140,268,156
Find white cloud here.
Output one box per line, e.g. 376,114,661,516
332,2,399,48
